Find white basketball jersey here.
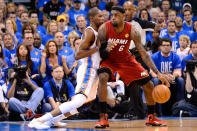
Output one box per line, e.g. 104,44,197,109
80,26,101,69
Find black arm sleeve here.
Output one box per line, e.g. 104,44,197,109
99,42,109,60
133,18,155,29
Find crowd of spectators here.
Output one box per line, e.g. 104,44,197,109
0,0,197,121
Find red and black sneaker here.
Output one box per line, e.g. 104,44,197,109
145,114,167,126
20,110,34,121
95,113,109,128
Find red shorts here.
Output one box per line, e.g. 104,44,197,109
100,55,149,86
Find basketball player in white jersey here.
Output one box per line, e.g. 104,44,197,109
28,7,104,129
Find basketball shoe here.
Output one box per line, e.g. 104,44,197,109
94,113,109,128
20,110,34,121
145,114,167,126
28,118,50,129
28,118,67,129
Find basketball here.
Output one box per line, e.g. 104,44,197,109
152,84,171,104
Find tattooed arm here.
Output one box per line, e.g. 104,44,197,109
130,25,170,87
98,23,118,59
131,25,159,74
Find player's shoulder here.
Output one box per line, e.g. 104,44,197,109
84,27,95,36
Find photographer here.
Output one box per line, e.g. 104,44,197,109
172,60,197,117
182,41,197,74
6,66,44,121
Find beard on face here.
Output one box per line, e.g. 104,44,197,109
112,22,118,27
34,42,41,48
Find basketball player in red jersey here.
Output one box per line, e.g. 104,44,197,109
95,6,170,128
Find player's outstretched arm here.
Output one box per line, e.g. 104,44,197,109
131,26,170,87
75,29,98,60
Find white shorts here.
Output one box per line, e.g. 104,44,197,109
75,65,98,103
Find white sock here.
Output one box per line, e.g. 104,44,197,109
38,113,53,122
50,114,66,124
70,109,79,115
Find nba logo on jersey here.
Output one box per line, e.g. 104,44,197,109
125,34,129,38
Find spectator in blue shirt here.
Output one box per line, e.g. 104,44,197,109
7,12,22,35
30,12,46,35
175,16,192,41
67,0,87,26
19,23,36,45
16,5,26,33
20,12,29,33
23,32,42,77
54,32,74,57
67,31,80,49
29,20,45,47
42,20,58,46
151,38,184,115
16,44,33,72
182,9,193,32
161,21,179,52
56,14,74,45
42,65,75,113
3,33,17,65
5,18,21,46
76,15,87,37
177,3,197,22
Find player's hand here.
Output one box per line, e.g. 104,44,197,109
157,73,170,87
106,41,118,52
165,73,175,83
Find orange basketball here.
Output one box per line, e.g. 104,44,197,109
152,84,171,104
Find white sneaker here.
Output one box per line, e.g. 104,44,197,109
28,118,50,129
42,121,67,128
53,121,67,127
28,118,40,128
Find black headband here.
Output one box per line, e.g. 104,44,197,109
111,6,125,13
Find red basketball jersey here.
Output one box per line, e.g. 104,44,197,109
105,21,132,61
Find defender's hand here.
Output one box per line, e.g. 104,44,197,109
157,73,170,87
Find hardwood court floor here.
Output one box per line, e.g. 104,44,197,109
1,117,197,131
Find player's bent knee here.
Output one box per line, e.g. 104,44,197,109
59,94,87,114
